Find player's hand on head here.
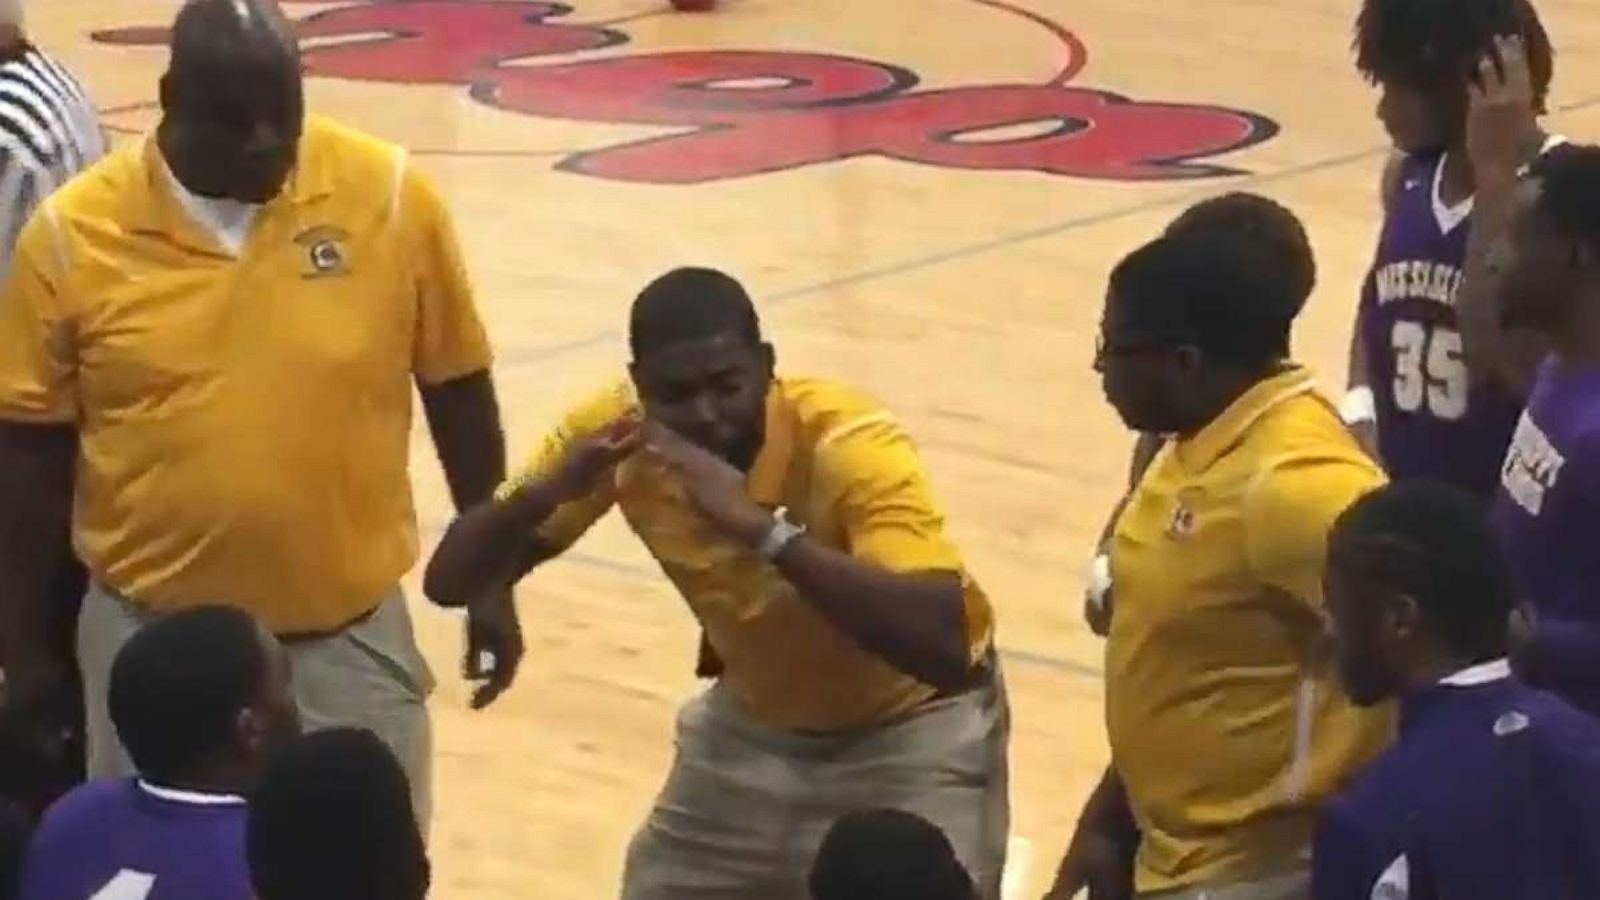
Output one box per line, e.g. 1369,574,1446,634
464,587,525,710
1466,34,1541,183
641,419,770,545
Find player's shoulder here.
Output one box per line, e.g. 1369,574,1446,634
298,114,419,202
557,378,638,431
1248,370,1373,461
1515,685,1600,747
34,778,134,835
778,377,902,444
302,114,404,171
35,138,143,221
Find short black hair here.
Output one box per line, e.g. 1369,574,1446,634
1165,192,1317,312
108,605,268,784
1527,143,1600,249
248,729,428,900
628,267,761,359
809,809,977,900
1354,0,1554,110
1108,229,1303,370
1331,481,1513,660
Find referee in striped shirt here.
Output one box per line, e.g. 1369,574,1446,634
0,0,104,274
0,0,100,813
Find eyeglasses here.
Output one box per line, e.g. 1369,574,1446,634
1093,334,1173,370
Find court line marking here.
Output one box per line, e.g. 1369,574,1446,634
492,91,1600,370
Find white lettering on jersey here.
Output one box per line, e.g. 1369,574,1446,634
1501,413,1565,516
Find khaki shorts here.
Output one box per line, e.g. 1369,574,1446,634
621,671,1011,900
1141,868,1311,900
77,583,435,826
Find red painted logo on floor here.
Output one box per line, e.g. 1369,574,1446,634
94,1,1278,184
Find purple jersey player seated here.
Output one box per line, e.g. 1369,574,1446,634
1491,144,1600,718
1316,482,1600,900
17,607,298,900
1347,0,1556,500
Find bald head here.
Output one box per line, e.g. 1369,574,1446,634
0,1,21,27
171,0,298,73
159,0,304,203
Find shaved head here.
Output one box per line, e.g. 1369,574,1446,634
159,0,304,202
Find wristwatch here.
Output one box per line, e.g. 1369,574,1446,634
757,507,807,560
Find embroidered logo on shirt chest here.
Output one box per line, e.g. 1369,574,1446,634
295,225,352,279
1166,489,1200,539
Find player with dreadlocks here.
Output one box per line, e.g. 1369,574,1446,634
1315,481,1600,899
1344,0,1556,498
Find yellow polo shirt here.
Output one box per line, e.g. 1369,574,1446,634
0,115,491,633
1106,366,1393,892
502,377,994,732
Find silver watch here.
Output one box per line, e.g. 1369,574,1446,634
757,507,807,560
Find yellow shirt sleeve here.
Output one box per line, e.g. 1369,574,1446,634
499,381,636,550
0,208,76,423
401,163,493,386
814,413,963,574
1244,453,1385,606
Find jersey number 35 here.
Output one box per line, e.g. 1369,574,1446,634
1392,320,1467,420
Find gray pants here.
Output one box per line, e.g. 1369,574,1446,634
1142,868,1311,900
78,583,435,825
621,671,1011,900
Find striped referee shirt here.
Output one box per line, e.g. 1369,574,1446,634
0,41,103,274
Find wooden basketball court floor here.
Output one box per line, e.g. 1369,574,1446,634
31,0,1600,896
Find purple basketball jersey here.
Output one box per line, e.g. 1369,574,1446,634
1359,151,1523,499
1494,361,1600,718
18,779,252,900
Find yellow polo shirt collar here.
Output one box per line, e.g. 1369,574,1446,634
1173,365,1318,472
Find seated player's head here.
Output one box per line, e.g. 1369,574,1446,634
159,0,304,204
628,267,774,469
1325,481,1512,706
248,728,429,900
809,809,978,900
1165,192,1317,312
109,605,299,792
1495,143,1600,335
1096,220,1305,435
1354,0,1553,155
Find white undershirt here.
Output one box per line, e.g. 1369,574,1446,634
159,156,259,256
136,779,246,806
1438,657,1512,687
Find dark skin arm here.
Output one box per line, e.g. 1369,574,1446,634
1343,154,1406,462
419,370,506,512
1456,36,1549,395
0,423,80,706
640,420,972,692
424,421,639,608
418,370,518,707
1045,766,1139,900
768,539,969,691
1083,433,1163,636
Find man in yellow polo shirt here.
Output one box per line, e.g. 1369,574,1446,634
0,0,507,824
1048,221,1392,900
426,267,1008,899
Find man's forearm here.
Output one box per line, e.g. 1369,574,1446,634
420,370,506,510
1457,174,1541,394
0,423,78,688
771,537,971,690
1073,766,1139,859
424,476,573,607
